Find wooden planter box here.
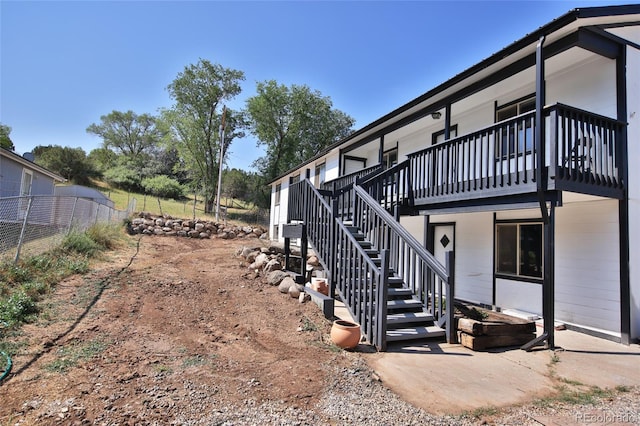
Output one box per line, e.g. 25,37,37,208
456,308,536,351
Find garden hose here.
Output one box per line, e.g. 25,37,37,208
0,351,11,382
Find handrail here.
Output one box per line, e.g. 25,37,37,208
353,184,448,281
287,178,390,350
321,164,384,192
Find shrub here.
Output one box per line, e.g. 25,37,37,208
61,231,100,257
142,175,184,199
0,291,37,325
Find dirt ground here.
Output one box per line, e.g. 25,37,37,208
0,234,353,425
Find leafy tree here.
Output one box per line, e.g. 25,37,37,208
87,147,118,173
86,110,164,161
102,161,142,192
162,59,245,213
141,175,184,199
32,145,98,185
222,168,249,201
245,80,355,182
0,123,15,151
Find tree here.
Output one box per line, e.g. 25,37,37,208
141,175,184,199
0,124,15,151
245,80,355,182
87,147,118,173
162,59,245,213
86,110,164,161
33,145,98,185
222,168,249,202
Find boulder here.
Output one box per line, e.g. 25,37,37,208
266,270,288,286
278,277,296,294
263,259,281,273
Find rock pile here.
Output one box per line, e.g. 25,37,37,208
237,244,325,303
128,212,268,240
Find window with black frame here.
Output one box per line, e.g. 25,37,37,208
496,96,535,158
496,222,543,281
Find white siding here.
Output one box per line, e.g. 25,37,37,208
399,215,425,245
626,42,640,340
430,212,494,305
555,199,620,334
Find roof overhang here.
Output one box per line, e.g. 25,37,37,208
0,148,67,183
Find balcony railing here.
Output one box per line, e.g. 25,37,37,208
407,103,625,205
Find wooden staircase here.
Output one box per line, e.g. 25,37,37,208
346,225,446,343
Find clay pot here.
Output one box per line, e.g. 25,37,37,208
330,320,361,349
311,278,328,296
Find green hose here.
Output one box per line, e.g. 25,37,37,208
0,351,11,382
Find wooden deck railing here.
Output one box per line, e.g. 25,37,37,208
352,184,456,343
288,179,390,350
320,164,383,192
407,103,625,204
358,161,412,215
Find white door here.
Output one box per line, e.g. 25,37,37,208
432,224,455,267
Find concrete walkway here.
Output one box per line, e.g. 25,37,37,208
367,331,640,415
334,304,640,415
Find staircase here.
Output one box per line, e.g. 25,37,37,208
346,225,446,343
287,173,454,352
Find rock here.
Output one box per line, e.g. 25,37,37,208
288,285,301,298
188,230,200,238
253,253,270,268
266,270,288,286
307,255,320,266
278,277,296,293
199,232,209,239
263,259,282,273
153,228,164,235
299,292,311,303
195,223,205,231
155,218,165,227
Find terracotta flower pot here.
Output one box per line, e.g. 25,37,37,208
330,320,361,349
311,278,328,296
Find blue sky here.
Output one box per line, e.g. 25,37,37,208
0,0,626,171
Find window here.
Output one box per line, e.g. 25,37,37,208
496,222,543,280
431,125,458,145
314,162,326,187
272,224,279,241
289,174,300,185
274,183,281,205
496,96,535,157
382,148,398,169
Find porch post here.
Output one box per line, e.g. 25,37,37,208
543,203,556,349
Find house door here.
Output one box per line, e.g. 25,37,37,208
430,224,455,268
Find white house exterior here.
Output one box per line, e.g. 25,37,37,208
269,5,640,349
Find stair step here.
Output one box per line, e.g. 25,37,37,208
387,287,413,297
387,299,423,310
387,311,435,325
388,276,404,286
386,325,446,342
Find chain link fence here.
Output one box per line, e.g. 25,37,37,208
0,195,136,262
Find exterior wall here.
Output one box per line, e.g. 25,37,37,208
430,200,622,337
0,155,56,198
626,42,640,340
269,178,288,241
399,215,424,245
555,199,620,335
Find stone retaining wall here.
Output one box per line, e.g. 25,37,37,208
128,212,268,240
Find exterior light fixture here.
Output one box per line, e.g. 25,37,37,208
431,111,442,119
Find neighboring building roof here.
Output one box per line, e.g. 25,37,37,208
54,185,115,208
0,147,66,182
269,4,640,184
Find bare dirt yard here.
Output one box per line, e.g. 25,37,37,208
1,235,363,425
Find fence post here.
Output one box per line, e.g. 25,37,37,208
14,197,33,263
445,251,457,344
329,197,339,299
67,197,79,235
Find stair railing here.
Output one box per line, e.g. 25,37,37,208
358,160,413,215
352,183,457,343
288,178,391,350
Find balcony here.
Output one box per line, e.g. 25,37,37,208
405,103,625,209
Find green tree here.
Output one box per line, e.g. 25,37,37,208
162,59,245,213
32,145,98,185
86,110,164,161
87,147,118,173
245,80,355,182
222,168,249,201
0,123,15,151
141,175,184,199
